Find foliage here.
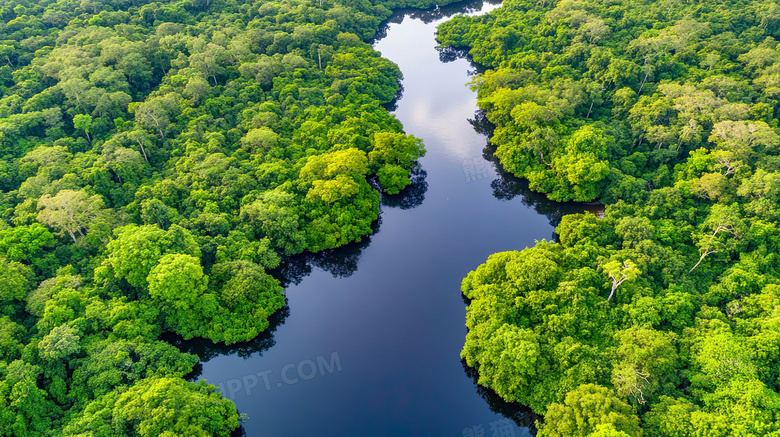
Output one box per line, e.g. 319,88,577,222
61,377,237,437
447,0,780,434
0,0,446,433
438,0,780,202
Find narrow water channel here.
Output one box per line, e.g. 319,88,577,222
184,1,588,435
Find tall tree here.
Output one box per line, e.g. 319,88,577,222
36,190,106,243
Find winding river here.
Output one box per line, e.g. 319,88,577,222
181,1,590,435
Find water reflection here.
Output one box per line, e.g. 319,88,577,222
463,109,590,231
462,360,541,434
273,221,378,287
373,0,502,42
468,108,493,137
438,45,471,64
380,164,428,210
488,164,588,231
271,165,428,286
383,82,404,112
170,305,290,374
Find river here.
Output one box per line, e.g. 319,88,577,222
182,1,588,435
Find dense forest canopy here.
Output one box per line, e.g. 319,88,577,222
0,0,445,434
439,0,780,202
439,0,780,435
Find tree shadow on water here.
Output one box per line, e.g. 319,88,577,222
468,108,493,137
462,359,541,435
383,81,404,112
467,110,593,233
372,0,502,43
489,168,589,231
272,165,427,286
167,305,291,377
270,218,379,287
381,164,428,210
438,45,471,63
230,426,247,437
401,0,501,25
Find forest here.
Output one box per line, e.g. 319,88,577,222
438,0,780,435
5,0,780,433
0,0,440,434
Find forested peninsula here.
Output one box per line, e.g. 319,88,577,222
0,0,439,434
438,0,780,435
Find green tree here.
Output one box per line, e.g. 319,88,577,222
538,384,642,437
134,94,179,140
462,322,545,405
72,114,92,143
98,224,199,289
62,377,238,437
38,324,80,361
0,258,33,309
689,204,745,273
70,339,198,401
147,253,214,339
0,360,57,436
369,132,426,169
0,224,54,263
184,75,211,104
241,189,305,255
207,261,284,344
240,127,279,152
551,126,612,201
376,164,412,194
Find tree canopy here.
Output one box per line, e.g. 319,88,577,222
0,0,442,433
444,0,780,434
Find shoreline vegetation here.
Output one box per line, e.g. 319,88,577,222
0,0,451,434
439,0,780,435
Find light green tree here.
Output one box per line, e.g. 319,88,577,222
38,324,80,361
72,114,92,142
62,377,238,437
147,253,214,339
36,190,106,244
601,259,640,302
240,127,279,152
99,224,199,289
538,384,642,437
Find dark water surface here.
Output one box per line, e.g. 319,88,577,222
188,2,588,435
